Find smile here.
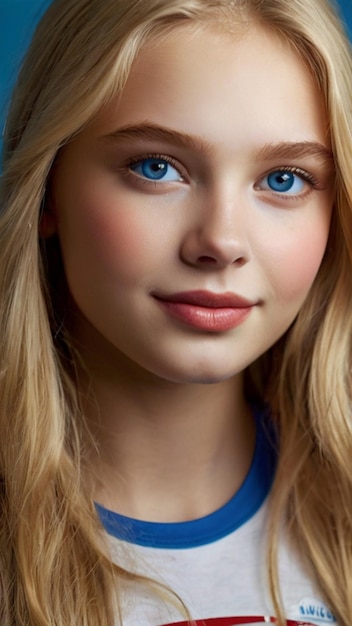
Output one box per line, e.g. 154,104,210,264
153,290,256,332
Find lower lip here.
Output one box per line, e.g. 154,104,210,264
156,300,253,332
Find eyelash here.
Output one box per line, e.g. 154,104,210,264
122,154,321,198
123,153,186,183
262,165,319,188
255,165,322,202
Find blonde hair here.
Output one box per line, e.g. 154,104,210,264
1,0,352,624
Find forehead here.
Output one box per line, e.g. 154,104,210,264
83,23,328,150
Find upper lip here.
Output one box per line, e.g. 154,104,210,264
153,290,256,308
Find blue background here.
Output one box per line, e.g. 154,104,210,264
1,0,352,144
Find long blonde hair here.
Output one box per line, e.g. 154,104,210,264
1,0,352,624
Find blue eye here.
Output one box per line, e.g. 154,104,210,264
260,170,305,194
130,157,182,182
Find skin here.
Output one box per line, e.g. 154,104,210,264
48,24,334,522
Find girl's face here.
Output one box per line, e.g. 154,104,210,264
49,25,334,384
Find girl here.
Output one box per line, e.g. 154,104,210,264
0,0,351,624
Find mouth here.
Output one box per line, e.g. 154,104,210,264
153,290,257,332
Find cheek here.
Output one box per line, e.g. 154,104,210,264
84,210,149,273
258,212,331,302
56,188,163,288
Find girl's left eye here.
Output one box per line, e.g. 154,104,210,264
257,169,307,194
130,157,183,182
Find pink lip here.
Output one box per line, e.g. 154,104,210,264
153,290,256,332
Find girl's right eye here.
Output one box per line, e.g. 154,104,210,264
130,157,184,182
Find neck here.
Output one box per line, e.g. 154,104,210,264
75,335,255,523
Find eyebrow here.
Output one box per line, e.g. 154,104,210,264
257,140,333,164
101,122,333,164
101,122,212,153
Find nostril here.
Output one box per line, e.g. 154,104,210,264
197,255,246,266
198,256,217,264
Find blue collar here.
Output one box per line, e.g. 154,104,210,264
96,408,276,549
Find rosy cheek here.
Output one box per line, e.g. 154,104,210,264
266,226,330,302
86,210,144,266
58,189,161,286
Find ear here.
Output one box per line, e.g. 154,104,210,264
39,206,58,238
39,187,58,238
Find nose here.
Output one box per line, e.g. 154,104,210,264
180,189,250,270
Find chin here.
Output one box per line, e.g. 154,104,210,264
154,362,241,385
186,370,238,385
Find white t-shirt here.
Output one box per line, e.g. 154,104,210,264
96,410,337,626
